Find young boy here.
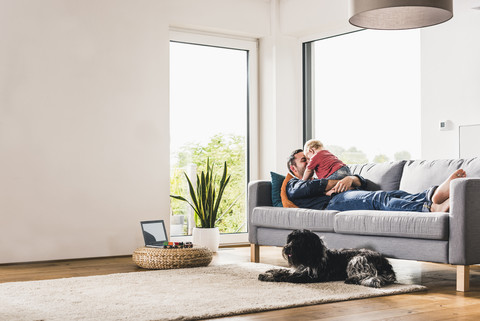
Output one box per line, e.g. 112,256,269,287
302,139,352,181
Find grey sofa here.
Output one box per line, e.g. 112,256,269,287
248,158,480,291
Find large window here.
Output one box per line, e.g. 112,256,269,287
169,31,257,244
304,29,421,164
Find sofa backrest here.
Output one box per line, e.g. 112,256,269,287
349,158,480,193
349,160,406,191
399,158,480,193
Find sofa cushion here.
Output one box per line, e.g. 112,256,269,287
251,207,338,232
334,211,449,240
399,158,480,193
281,173,298,208
270,172,285,207
349,160,406,191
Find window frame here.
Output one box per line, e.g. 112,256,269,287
169,29,258,245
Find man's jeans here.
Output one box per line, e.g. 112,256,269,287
326,186,437,212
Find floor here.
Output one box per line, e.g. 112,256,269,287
1,246,480,320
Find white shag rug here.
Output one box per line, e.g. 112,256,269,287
0,263,426,321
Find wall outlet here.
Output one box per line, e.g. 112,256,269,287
439,120,453,131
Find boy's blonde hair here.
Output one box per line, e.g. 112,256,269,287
304,139,324,153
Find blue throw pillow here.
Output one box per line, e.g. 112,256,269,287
270,171,285,207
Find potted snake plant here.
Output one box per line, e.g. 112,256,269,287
170,158,230,252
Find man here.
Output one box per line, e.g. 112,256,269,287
286,149,462,213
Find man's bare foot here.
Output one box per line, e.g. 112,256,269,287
430,198,450,212
432,169,466,204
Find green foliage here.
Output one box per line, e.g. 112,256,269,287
327,145,412,164
170,167,189,217
373,154,390,163
326,145,345,159
327,145,369,164
394,151,412,161
170,134,246,233
342,147,369,164
170,158,230,228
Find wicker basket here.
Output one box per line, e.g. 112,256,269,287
132,246,213,270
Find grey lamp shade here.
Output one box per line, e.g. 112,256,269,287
349,0,453,30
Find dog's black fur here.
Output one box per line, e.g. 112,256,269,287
258,230,396,288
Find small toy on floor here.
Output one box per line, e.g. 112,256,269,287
162,241,193,249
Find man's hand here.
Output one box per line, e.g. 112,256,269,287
323,175,361,196
328,176,354,194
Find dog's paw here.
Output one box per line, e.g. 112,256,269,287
258,273,275,282
362,277,383,288
344,277,356,284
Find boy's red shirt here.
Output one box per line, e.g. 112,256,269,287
307,150,346,179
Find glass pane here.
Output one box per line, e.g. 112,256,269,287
169,41,248,236
310,29,421,164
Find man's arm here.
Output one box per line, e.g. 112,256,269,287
325,179,341,192
287,177,330,199
287,175,366,200
285,177,333,210
326,175,364,195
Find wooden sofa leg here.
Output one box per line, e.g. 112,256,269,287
457,265,470,292
251,244,259,263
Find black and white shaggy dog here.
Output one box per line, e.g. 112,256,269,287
258,230,396,288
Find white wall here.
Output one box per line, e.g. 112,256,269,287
168,0,270,38
0,0,170,263
421,1,480,159
0,0,270,263
280,0,355,38
258,0,303,176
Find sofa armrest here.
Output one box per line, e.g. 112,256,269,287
449,178,480,265
248,180,272,244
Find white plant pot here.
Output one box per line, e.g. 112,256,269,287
192,227,220,252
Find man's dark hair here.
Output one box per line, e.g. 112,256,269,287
287,149,303,174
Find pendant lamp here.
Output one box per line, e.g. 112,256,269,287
349,0,453,30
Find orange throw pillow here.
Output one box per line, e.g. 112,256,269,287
281,173,298,208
